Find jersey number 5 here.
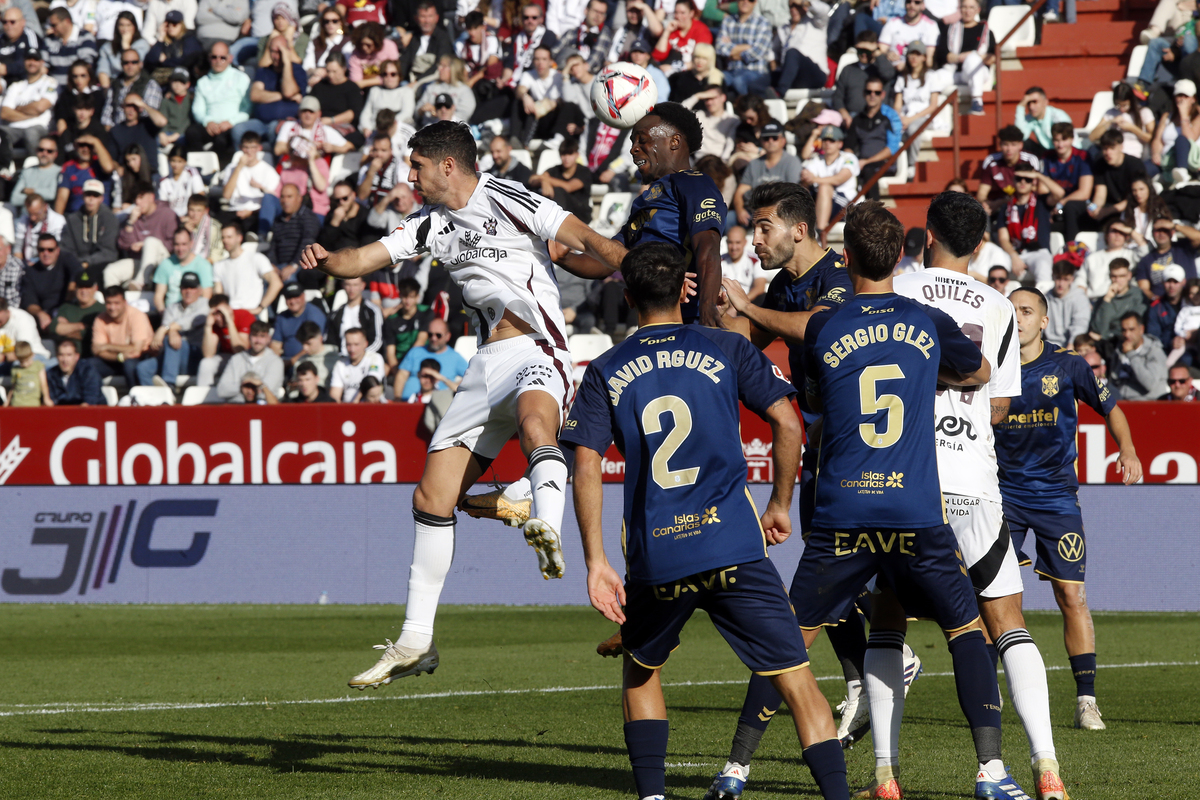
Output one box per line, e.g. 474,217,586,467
642,395,700,489
859,364,905,449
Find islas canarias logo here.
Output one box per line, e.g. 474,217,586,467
651,505,720,539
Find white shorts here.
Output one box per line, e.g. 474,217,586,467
428,334,573,460
943,493,1024,599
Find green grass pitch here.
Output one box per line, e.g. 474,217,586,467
0,605,1196,799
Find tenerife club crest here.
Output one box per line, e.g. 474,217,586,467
1041,374,1060,397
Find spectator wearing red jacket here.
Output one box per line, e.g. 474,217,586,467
651,1,710,74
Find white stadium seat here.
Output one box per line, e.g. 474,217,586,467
764,98,789,125
181,386,211,406
129,386,175,406
835,49,858,80
1084,91,1114,135
988,5,1036,54
568,333,613,365
1050,231,1066,255
101,386,118,406
1074,231,1099,251
187,151,220,177
511,149,533,170
454,336,478,360
535,147,560,175
1127,45,1147,81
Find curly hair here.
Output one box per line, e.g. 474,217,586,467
648,101,704,154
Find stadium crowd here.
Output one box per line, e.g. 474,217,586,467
0,0,1195,405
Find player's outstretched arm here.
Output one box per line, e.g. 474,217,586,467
1104,405,1143,485
573,445,627,623
299,241,393,279
761,395,802,545
553,215,628,277
693,229,723,328
722,276,822,345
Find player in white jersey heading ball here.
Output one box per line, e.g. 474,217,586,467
886,191,1067,800
300,122,628,689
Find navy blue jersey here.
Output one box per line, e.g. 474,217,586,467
619,171,727,322
762,248,853,413
803,293,984,530
994,343,1117,514
561,322,795,584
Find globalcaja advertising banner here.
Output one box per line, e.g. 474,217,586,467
0,485,1195,611
0,402,1196,486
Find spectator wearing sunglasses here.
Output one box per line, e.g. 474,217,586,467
0,8,42,86
1160,363,1198,400
392,317,466,401
832,31,896,125
997,169,1054,284
319,180,370,252
986,264,1019,296
144,10,205,76
1146,263,1189,352
977,124,1041,213
845,75,901,200
12,137,61,204
732,121,802,228
0,50,57,157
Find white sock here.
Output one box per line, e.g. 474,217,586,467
528,445,568,531
979,759,1007,782
502,476,533,502
997,628,1056,763
398,510,456,649
864,631,907,769
846,678,863,704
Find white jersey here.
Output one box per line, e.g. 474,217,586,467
380,173,572,348
894,267,1021,502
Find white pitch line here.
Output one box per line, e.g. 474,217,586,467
0,660,1194,719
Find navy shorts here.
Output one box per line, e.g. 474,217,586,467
622,558,810,675
1004,503,1086,584
790,525,979,633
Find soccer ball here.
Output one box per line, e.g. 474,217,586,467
591,62,659,130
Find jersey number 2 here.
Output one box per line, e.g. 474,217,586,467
642,396,700,489
859,365,905,449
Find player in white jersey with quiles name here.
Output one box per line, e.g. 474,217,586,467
890,191,1066,800
300,121,627,689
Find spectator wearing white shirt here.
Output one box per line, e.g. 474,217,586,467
157,144,206,218
773,0,829,94
513,45,582,148
721,224,767,301
800,125,860,234
0,51,59,155
14,194,66,267
1076,220,1136,300
879,0,939,67
219,131,281,237
213,222,281,316
329,326,387,402
0,297,51,369
893,40,949,167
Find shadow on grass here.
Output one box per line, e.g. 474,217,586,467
1,729,634,790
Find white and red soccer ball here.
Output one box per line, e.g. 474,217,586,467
590,62,659,130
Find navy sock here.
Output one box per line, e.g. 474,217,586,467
624,719,669,799
737,673,783,734
986,643,999,674
1069,653,1097,697
803,738,849,800
947,629,1002,760
827,614,868,684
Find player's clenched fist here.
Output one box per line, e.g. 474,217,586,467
300,243,329,271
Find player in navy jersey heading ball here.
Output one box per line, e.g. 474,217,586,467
561,242,848,800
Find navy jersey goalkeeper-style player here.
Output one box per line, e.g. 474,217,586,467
560,242,848,800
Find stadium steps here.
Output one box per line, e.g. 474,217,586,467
882,0,1154,232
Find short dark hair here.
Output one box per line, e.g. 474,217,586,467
1119,310,1144,326
102,285,124,299
344,326,367,340
398,277,421,297
297,320,323,341
1025,86,1046,97
173,225,193,240
926,191,988,258
359,375,383,392
646,101,704,155
745,182,816,232
1050,121,1074,141
843,200,904,281
249,320,271,336
419,358,440,373
621,242,688,314
375,107,396,133
1109,257,1131,273
37,232,57,245
134,181,156,199
210,292,230,306
222,220,243,236
1051,258,1076,279
988,265,1009,277
295,361,318,377
1011,286,1046,314
558,136,579,156
188,193,208,209
240,130,262,146
998,125,1024,143
464,10,484,27
409,120,477,175
48,7,71,23
1098,129,1124,149
56,338,80,354
169,143,187,161
854,30,878,44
